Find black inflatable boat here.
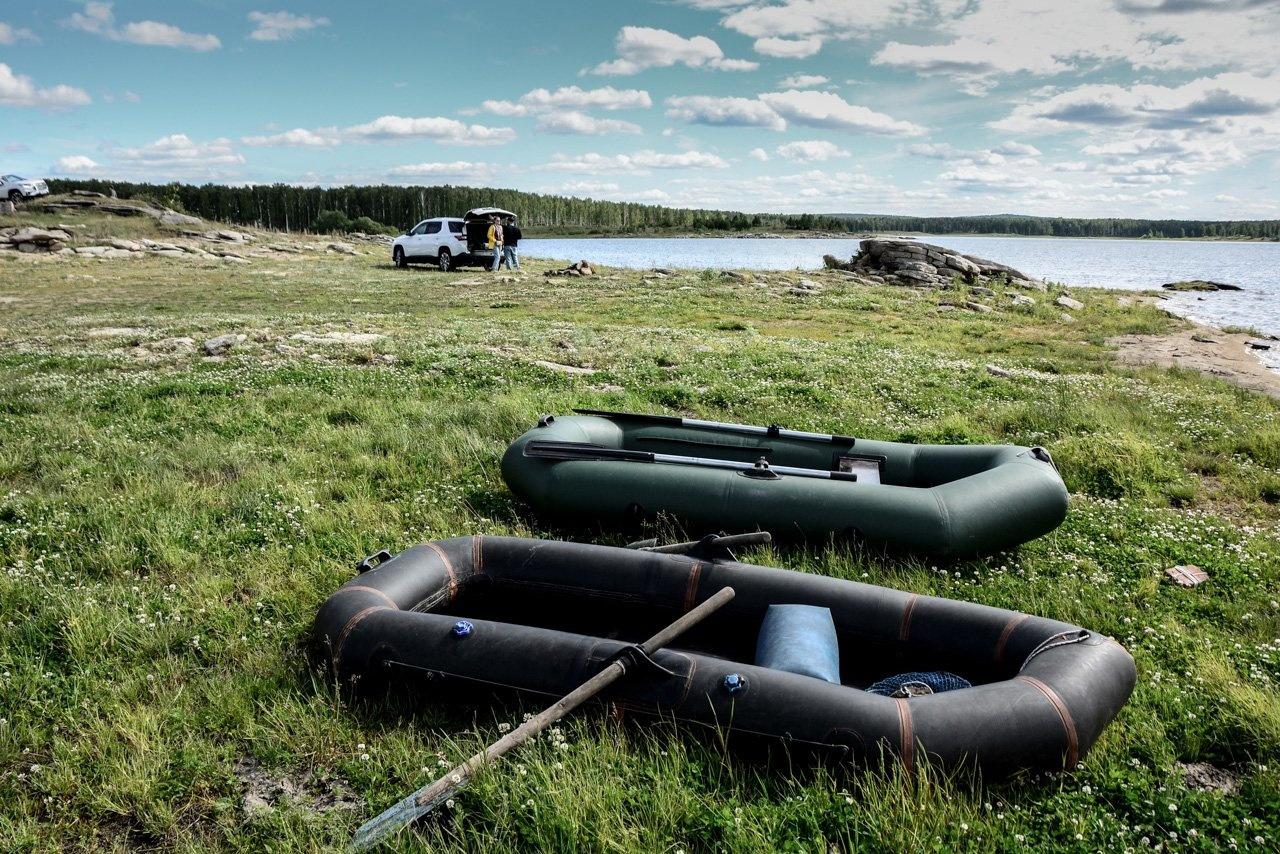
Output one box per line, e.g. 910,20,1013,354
316,536,1135,776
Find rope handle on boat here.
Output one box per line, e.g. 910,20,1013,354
1019,629,1091,671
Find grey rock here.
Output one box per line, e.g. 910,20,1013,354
74,246,110,256
1009,294,1036,307
970,286,995,297
1055,295,1084,311
203,334,246,356
963,301,993,313
986,364,1013,378
16,242,39,253
110,238,143,252
327,242,357,255
154,336,195,352
159,210,202,227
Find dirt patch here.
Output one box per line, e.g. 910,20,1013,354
234,757,360,818
1109,323,1280,401
1178,761,1244,795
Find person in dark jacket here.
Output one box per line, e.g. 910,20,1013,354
500,216,521,270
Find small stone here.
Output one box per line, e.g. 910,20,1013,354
154,336,195,352
1166,565,1208,587
110,238,143,252
1059,312,1076,323
327,242,357,255
969,286,995,297
1055,295,1084,311
1245,340,1272,351
1009,294,1036,307
963,301,992,313
1191,334,1217,344
986,364,1013,378
203,334,246,356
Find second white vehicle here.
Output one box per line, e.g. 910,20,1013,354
391,207,514,271
1,174,50,204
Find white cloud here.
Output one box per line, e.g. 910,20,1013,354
759,90,926,136
534,112,642,135
65,3,221,51
906,142,961,159
993,141,1042,156
99,134,245,180
247,11,330,42
778,74,829,89
342,116,516,145
482,86,652,116
0,22,39,44
754,36,823,58
748,147,770,161
589,26,757,75
665,95,787,130
386,161,497,180
53,155,100,173
541,150,730,174
242,128,340,147
993,73,1280,134
717,1,927,39
871,0,1280,92
0,63,91,110
776,140,850,162
559,180,622,194
239,115,517,147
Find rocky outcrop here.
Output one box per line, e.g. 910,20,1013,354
825,239,1044,289
34,193,203,227
1161,280,1242,292
545,260,596,277
0,226,72,254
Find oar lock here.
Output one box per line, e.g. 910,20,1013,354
740,457,782,480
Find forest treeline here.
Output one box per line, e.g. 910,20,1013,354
46,179,1280,240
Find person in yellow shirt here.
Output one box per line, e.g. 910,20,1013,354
487,214,504,272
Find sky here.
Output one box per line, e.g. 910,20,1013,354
2,0,1279,219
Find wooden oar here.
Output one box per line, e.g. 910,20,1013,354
349,586,737,851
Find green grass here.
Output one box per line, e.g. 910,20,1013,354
1,218,1278,851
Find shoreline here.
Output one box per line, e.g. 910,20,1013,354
1109,312,1279,398
525,231,1280,243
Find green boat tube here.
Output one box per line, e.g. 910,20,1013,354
501,411,1069,557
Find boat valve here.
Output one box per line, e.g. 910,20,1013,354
740,457,781,480
451,620,474,638
722,673,748,695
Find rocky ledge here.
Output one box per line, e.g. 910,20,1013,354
824,238,1045,290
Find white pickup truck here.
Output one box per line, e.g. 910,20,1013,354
1,174,50,204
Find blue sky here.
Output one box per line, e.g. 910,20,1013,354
3,1,1278,218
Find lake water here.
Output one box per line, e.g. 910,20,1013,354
523,235,1280,342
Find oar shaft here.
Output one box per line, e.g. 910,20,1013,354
648,450,854,480
350,586,736,851
573,409,852,445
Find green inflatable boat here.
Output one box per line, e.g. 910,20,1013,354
501,410,1069,557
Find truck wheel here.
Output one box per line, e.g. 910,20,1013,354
437,249,452,272
7,191,21,204
393,246,407,268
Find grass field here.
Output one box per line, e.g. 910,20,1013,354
1,213,1278,851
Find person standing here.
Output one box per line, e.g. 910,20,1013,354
501,216,522,270
487,214,504,272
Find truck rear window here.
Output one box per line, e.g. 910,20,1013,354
448,221,464,234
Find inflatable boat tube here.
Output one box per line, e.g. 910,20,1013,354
500,411,1069,558
315,536,1135,777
